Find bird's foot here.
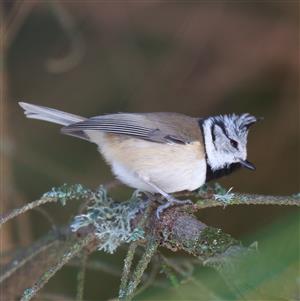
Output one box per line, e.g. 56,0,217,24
143,192,165,204
156,198,192,219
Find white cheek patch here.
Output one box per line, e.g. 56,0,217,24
203,119,246,170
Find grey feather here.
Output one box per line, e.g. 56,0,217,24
19,103,200,144
62,113,192,144
19,102,85,126
19,102,89,140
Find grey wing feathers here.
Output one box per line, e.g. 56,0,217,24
19,102,89,141
19,103,199,144
19,102,84,126
62,113,190,144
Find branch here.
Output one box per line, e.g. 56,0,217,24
175,184,300,208
1,184,299,300
120,239,159,301
151,207,247,262
75,252,88,301
119,202,154,300
194,193,300,209
0,184,93,227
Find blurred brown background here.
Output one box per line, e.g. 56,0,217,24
1,1,299,300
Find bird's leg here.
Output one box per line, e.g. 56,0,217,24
155,197,192,219
144,192,165,204
138,174,192,218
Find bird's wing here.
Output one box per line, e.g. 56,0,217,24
61,113,201,144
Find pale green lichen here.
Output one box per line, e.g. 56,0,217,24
197,227,239,258
177,226,239,260
214,187,235,204
42,183,91,206
71,188,146,253
292,192,300,198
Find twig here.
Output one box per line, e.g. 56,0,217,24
119,241,139,300
133,258,160,297
76,252,88,301
194,193,300,209
0,184,93,227
121,239,159,301
118,198,153,300
0,196,57,227
20,234,94,301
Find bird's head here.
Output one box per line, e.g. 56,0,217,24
202,113,261,171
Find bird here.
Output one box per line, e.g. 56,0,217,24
19,102,260,218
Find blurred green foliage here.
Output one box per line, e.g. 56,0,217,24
139,212,299,300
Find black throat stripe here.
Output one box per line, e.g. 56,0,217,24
198,119,241,182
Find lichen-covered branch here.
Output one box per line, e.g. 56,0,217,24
119,239,159,301
76,252,88,301
188,184,300,208
195,193,300,209
119,202,155,300
1,183,299,300
119,241,139,298
151,207,251,265
0,184,93,227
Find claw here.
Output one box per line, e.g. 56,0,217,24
156,198,192,219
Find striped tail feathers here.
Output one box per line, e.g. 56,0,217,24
19,102,85,126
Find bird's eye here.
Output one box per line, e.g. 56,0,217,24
230,139,238,149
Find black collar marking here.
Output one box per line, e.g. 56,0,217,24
205,162,241,182
198,119,241,182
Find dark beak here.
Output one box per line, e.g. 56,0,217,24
239,159,256,170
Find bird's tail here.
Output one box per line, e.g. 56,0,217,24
19,102,85,126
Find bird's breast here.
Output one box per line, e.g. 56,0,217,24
86,131,207,193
